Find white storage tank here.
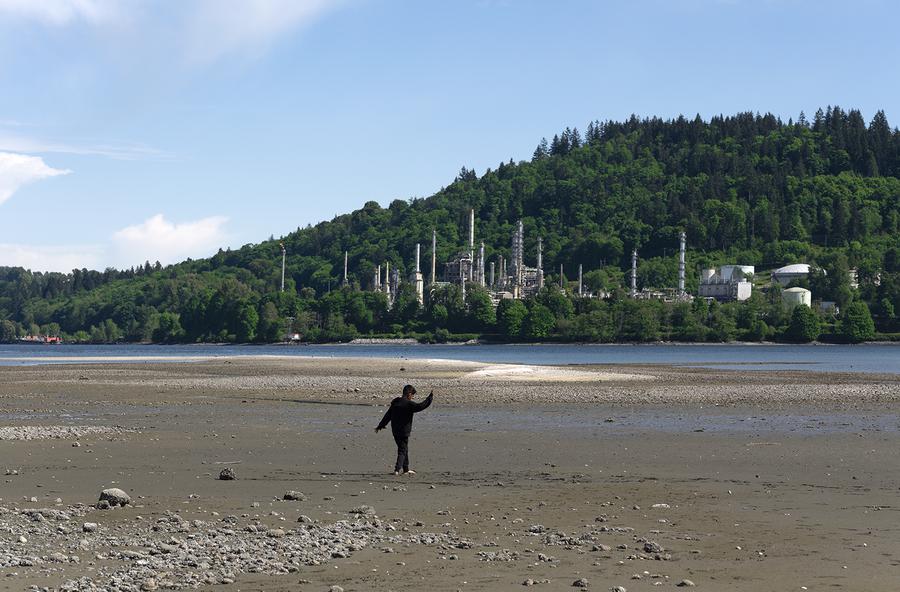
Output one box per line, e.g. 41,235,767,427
720,265,755,281
782,287,812,310
772,263,813,286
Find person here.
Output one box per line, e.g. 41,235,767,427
374,384,433,475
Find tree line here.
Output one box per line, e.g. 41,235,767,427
1,107,898,344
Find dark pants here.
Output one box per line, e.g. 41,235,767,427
393,432,409,472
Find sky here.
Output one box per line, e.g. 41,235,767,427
0,0,897,272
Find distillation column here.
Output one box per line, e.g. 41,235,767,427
631,250,638,297
431,229,437,285
413,243,424,305
537,237,544,289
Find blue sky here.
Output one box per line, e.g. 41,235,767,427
0,0,897,271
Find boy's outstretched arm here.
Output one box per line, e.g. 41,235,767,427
412,391,434,412
375,407,392,432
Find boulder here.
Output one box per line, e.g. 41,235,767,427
218,467,236,481
99,488,131,507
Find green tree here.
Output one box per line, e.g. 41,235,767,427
497,299,527,338
391,283,421,326
466,287,496,331
839,301,876,343
235,302,259,342
786,305,821,343
0,319,17,342
256,301,282,342
153,312,185,343
524,303,555,339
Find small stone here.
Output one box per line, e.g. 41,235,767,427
572,578,589,588
676,580,696,587
329,586,344,592
643,541,663,554
96,500,111,510
99,488,131,507
523,579,535,586
651,503,670,509
283,490,306,501
267,528,286,538
611,587,627,592
72,441,81,447
349,505,375,515
141,579,158,591
82,522,98,533
17,536,27,544
218,467,236,480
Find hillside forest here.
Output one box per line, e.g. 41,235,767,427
1,107,899,344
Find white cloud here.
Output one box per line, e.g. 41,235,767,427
0,130,172,161
0,0,347,64
0,243,105,272
0,0,122,26
184,0,345,64
111,214,228,267
0,151,71,205
0,213,229,272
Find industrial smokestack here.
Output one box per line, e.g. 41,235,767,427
384,261,390,295
459,259,466,301
343,251,348,286
678,231,686,296
279,242,286,292
578,264,583,297
537,237,544,289
479,242,485,287
431,229,437,285
489,261,495,287
469,208,475,280
375,265,381,290
412,243,424,305
559,264,564,290
631,250,638,297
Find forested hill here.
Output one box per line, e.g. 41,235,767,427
2,106,900,344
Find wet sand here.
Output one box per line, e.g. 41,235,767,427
1,357,900,591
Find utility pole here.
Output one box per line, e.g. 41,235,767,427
631,249,638,298
279,242,286,292
343,251,349,287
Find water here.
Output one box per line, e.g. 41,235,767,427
0,343,897,374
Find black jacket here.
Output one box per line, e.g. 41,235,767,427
377,393,433,436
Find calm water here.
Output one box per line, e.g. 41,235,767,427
0,343,897,374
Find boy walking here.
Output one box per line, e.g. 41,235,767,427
375,385,433,475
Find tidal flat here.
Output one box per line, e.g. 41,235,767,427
1,357,899,591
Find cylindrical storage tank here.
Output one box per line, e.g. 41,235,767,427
782,287,812,310
701,268,716,282
720,265,755,281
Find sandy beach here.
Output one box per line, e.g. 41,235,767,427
2,356,900,591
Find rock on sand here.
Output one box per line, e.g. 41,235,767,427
99,488,131,507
